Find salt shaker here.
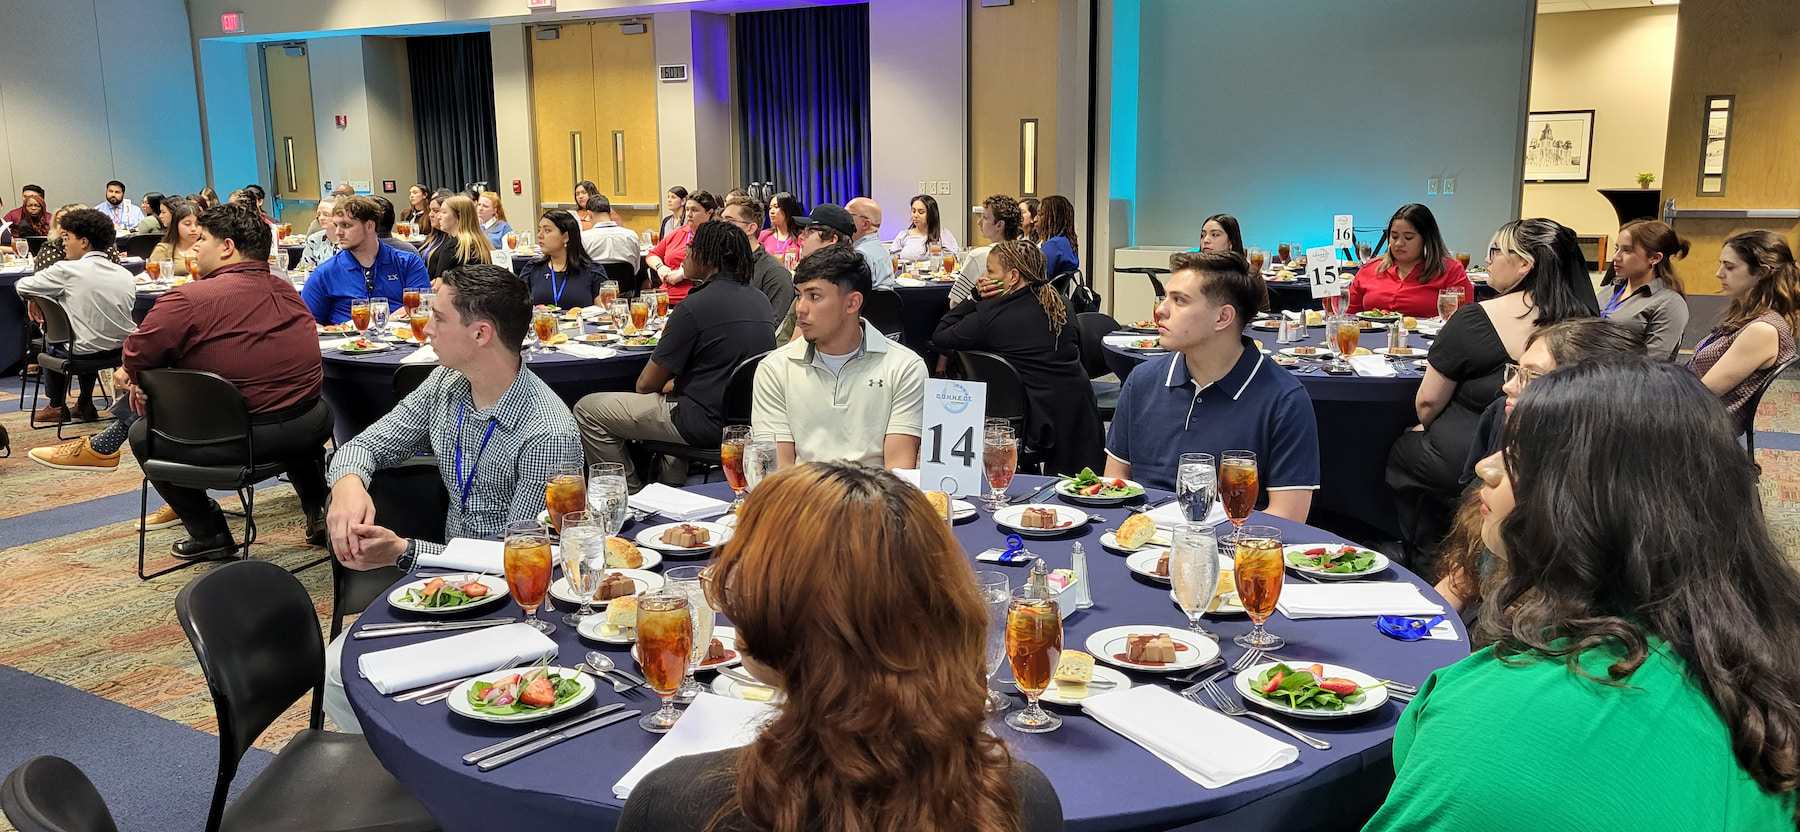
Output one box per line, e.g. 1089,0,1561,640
1070,542,1093,609
1387,321,1405,352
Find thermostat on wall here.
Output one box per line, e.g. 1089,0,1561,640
659,65,689,83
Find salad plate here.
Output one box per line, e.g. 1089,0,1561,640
386,573,509,614
1282,544,1390,580
446,666,596,724
1235,661,1388,719
1054,468,1145,506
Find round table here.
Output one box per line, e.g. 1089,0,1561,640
320,321,652,443
894,279,954,354
1264,278,1499,315
344,476,1467,832
0,260,148,376
1102,325,1432,539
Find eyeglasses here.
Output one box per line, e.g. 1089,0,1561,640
1503,363,1544,388
700,563,731,613
1487,247,1504,262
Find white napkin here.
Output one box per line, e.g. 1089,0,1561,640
1277,582,1446,619
556,342,618,360
416,537,508,574
629,483,730,521
1145,499,1227,528
614,692,776,798
1348,355,1397,378
896,277,931,288
356,623,558,694
400,345,439,364
0,264,29,275
1083,685,1298,788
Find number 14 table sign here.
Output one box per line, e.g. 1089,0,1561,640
921,378,989,498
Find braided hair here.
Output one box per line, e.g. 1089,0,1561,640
991,239,1065,338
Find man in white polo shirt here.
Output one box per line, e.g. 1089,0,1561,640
752,245,925,468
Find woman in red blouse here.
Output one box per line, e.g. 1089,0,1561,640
1348,203,1473,317
645,190,718,304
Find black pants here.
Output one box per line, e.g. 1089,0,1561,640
42,345,109,406
129,398,335,539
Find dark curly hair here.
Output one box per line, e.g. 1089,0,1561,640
685,219,752,282
57,209,116,252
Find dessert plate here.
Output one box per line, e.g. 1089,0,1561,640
548,568,664,606
1084,625,1220,673
993,504,1089,538
635,521,732,555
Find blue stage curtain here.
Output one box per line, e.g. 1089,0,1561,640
736,4,871,211
406,34,499,193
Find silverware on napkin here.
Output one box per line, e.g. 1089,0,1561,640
353,618,518,640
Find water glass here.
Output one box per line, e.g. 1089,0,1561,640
559,512,607,625
983,432,1018,511
1176,453,1217,523
587,462,629,535
370,298,390,335
976,570,1011,713
1169,524,1221,640
743,441,778,493
665,566,713,704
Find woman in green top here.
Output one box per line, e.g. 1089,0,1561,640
1367,357,1800,831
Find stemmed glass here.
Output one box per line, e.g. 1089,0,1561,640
1004,584,1062,733
528,308,557,360
545,460,587,534
1230,524,1286,650
976,570,1011,713
743,441,778,495
664,565,713,704
1219,450,1259,528
636,587,693,732
1438,288,1463,321
587,462,628,530
369,298,390,337
503,519,556,634
721,425,752,511
409,293,433,344
609,300,630,333
559,511,606,626
598,280,620,309
1330,314,1360,370
1176,453,1217,523
351,298,371,337
1169,523,1221,640
983,427,1017,512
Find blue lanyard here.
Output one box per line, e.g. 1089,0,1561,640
548,264,567,307
454,403,500,513
1601,284,1632,318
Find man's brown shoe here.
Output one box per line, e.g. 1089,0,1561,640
33,404,68,424
72,401,101,422
28,437,122,471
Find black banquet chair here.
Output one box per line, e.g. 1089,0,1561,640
956,350,1048,474
638,350,770,483
21,293,122,438
1075,311,1121,420
177,560,438,832
1,756,119,832
122,233,162,260
861,288,906,342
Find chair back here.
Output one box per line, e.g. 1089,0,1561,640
23,236,48,256
1,757,119,832
1743,355,1800,450
722,350,772,425
136,370,252,462
1076,312,1121,380
1050,270,1101,315
175,561,325,831
598,260,639,296
957,350,1029,424
22,294,76,347
861,289,906,341
122,234,161,259
392,363,437,400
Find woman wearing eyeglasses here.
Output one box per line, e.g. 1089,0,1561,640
1687,229,1800,435
618,462,1063,832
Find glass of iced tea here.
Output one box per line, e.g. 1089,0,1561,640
1248,248,1266,274
1277,242,1291,262
983,432,1017,511
531,308,557,355
504,232,517,250
1332,316,1360,366
649,228,662,246
943,252,957,275
1230,524,1285,649
545,461,587,533
1004,584,1062,733
183,254,198,277
1438,289,1462,321
402,288,421,316
637,588,693,732
654,291,670,320
503,519,556,634
145,259,162,280
721,425,751,509
395,221,411,238
1219,450,1259,527
409,310,429,343
665,565,714,703
629,300,649,332
350,299,372,334
1455,250,1472,269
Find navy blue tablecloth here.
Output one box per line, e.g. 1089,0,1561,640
895,280,953,355
2,262,149,376
344,476,1468,832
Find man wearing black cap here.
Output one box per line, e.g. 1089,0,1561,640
780,204,856,341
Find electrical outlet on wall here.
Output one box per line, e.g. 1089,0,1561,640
919,180,929,193
1427,177,1440,196
938,181,951,195
1442,177,1456,195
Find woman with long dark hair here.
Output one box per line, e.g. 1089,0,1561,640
13,193,51,238
890,194,960,263
1036,195,1079,278
618,462,1063,832
135,192,166,234
1386,218,1600,578
149,198,203,276
418,189,454,263
1601,219,1690,359
1688,229,1800,433
1019,197,1041,244
517,210,604,308
572,180,601,230
934,240,1104,474
1349,203,1474,317
1367,358,1800,829
400,184,429,225
757,191,804,269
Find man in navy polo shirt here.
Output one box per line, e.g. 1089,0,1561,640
1104,250,1319,522
302,194,431,325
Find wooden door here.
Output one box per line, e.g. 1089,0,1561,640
969,0,1060,244
264,44,320,202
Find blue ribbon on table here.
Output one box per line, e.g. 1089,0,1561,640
1375,614,1444,641
1002,534,1027,560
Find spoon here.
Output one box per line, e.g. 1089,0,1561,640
585,651,651,688
581,652,633,693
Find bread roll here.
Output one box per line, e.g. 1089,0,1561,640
926,490,951,519
1117,513,1157,549
605,536,645,569
605,594,638,630
1055,650,1095,684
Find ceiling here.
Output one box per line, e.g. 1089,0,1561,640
1538,0,1678,13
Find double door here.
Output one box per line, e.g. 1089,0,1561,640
531,21,662,233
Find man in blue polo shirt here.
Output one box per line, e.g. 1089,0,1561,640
1104,250,1319,522
301,195,431,325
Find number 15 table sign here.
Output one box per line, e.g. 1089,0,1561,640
921,378,989,497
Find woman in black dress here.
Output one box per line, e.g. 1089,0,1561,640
1386,218,1599,578
515,210,605,308
933,239,1105,475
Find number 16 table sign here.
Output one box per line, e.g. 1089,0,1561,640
921,378,988,497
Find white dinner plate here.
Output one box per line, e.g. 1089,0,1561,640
710,673,786,704
1053,477,1147,507
1099,528,1172,553
1278,347,1332,358
1084,625,1221,673
548,568,664,606
385,573,510,615
1249,320,1283,331
635,521,733,555
633,626,743,671
445,666,597,724
334,340,392,354
992,504,1089,537
1124,549,1172,583
1281,544,1391,580
1102,334,1165,352
577,332,621,345
576,614,636,644
1028,663,1132,707
950,499,978,522
1373,347,1427,358
1167,580,1247,616
1234,661,1389,720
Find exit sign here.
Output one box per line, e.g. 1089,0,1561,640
220,11,244,33
526,0,555,9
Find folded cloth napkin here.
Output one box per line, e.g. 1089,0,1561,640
1083,685,1299,788
895,276,932,288
399,344,439,365
357,623,558,694
629,483,731,522
614,692,776,798
1348,355,1397,378
417,538,510,574
1145,498,1227,529
556,342,618,360
1277,582,1446,619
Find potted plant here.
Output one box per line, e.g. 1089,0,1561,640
1636,172,1657,189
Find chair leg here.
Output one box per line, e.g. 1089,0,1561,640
138,478,200,581
25,366,45,430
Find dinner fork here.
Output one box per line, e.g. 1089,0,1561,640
1229,648,1266,673
1195,679,1332,750
417,650,556,706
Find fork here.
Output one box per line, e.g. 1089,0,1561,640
417,650,556,706
1229,648,1266,673
1194,680,1332,750
583,665,640,697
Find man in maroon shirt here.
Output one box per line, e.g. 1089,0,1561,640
28,203,333,560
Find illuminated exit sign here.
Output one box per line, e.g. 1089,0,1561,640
220,11,244,33
526,0,556,9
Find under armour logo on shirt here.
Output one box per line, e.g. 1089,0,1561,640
868,379,885,388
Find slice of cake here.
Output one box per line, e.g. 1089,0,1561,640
705,638,728,662
1153,552,1170,578
595,571,636,601
1387,346,1415,355
604,595,638,634
1021,507,1059,529
660,524,711,547
1126,633,1178,664
605,536,645,568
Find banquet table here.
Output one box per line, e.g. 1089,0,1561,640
343,476,1468,832
320,321,651,443
1264,277,1498,315
893,278,954,354
0,259,148,376
1102,323,1432,538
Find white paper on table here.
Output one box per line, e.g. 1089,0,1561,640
629,483,731,521
1424,619,1458,640
1348,355,1397,378
556,342,617,360
1083,685,1298,788
400,345,439,365
356,623,558,694
613,692,776,798
890,468,922,489
1277,582,1446,619
1144,499,1227,529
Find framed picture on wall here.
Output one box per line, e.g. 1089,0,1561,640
1524,110,1594,183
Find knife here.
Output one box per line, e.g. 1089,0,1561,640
476,709,642,771
462,704,625,765
1017,480,1059,506
361,617,514,632
354,619,517,639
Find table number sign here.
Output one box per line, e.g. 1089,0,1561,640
1307,246,1341,299
1332,215,1355,259
921,378,988,496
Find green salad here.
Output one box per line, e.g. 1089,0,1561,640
467,668,584,716
1285,545,1377,574
1249,663,1377,711
402,576,493,608
1058,468,1144,498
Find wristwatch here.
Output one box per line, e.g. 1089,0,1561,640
395,541,418,574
